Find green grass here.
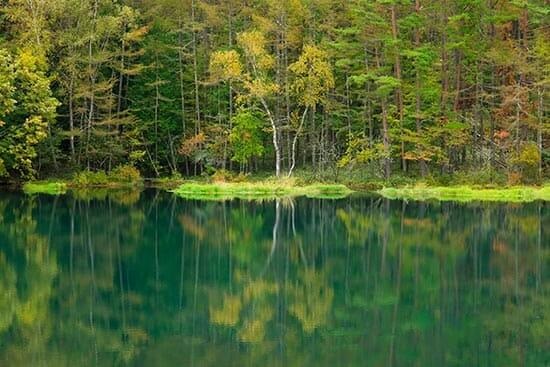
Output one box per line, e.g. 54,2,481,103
172,181,354,201
22,166,143,195
23,181,67,195
378,185,550,202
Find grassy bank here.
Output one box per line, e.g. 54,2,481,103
378,185,550,202
23,181,68,195
20,166,549,202
172,181,354,200
22,166,143,195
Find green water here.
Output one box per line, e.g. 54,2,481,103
0,189,548,366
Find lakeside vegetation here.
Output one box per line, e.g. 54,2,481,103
172,181,353,200
21,165,143,194
22,167,550,203
379,185,550,203
22,181,67,195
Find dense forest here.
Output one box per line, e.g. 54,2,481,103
0,0,548,183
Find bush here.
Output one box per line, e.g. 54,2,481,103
71,165,141,187
510,143,541,184
72,170,109,186
211,169,234,183
507,171,523,186
211,169,249,183
110,165,142,183
452,168,507,187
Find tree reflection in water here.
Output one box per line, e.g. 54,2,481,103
0,189,547,366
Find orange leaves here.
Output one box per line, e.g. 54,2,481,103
178,133,206,157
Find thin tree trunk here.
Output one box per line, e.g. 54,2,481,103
260,98,282,177
288,107,309,177
154,52,160,164
376,45,391,179
415,0,428,176
391,5,406,172
453,51,462,112
538,88,543,179
228,7,234,171
191,0,200,135
69,75,75,160
86,0,99,170
440,0,449,110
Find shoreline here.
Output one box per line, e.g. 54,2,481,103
17,179,550,202
378,185,550,203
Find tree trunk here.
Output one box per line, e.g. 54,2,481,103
191,0,201,135
391,5,406,173
376,45,391,179
260,98,281,177
69,75,75,160
288,107,309,177
415,0,428,176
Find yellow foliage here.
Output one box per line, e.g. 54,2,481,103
289,269,333,333
210,50,243,81
289,45,334,108
179,214,205,240
246,79,279,99
210,294,242,327
237,31,275,71
244,280,278,302
126,327,149,344
238,319,266,343
0,254,17,334
237,307,274,343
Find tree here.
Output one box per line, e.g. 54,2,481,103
210,31,282,176
0,49,58,178
288,44,334,177
229,111,265,172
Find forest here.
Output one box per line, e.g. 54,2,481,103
0,0,548,185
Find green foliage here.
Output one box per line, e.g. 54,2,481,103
172,181,353,201
230,111,265,167
110,165,142,183
0,49,58,179
379,185,550,202
23,182,67,195
71,165,142,187
71,171,110,187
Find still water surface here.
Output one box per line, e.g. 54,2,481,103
0,189,548,366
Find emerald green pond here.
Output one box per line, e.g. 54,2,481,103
0,189,548,366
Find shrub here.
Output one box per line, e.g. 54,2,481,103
71,165,141,187
510,143,541,184
72,170,109,186
452,168,507,187
211,169,234,183
508,171,523,186
110,165,142,183
211,169,249,183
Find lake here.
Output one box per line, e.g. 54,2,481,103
0,189,548,366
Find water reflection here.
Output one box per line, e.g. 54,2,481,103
0,190,547,366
